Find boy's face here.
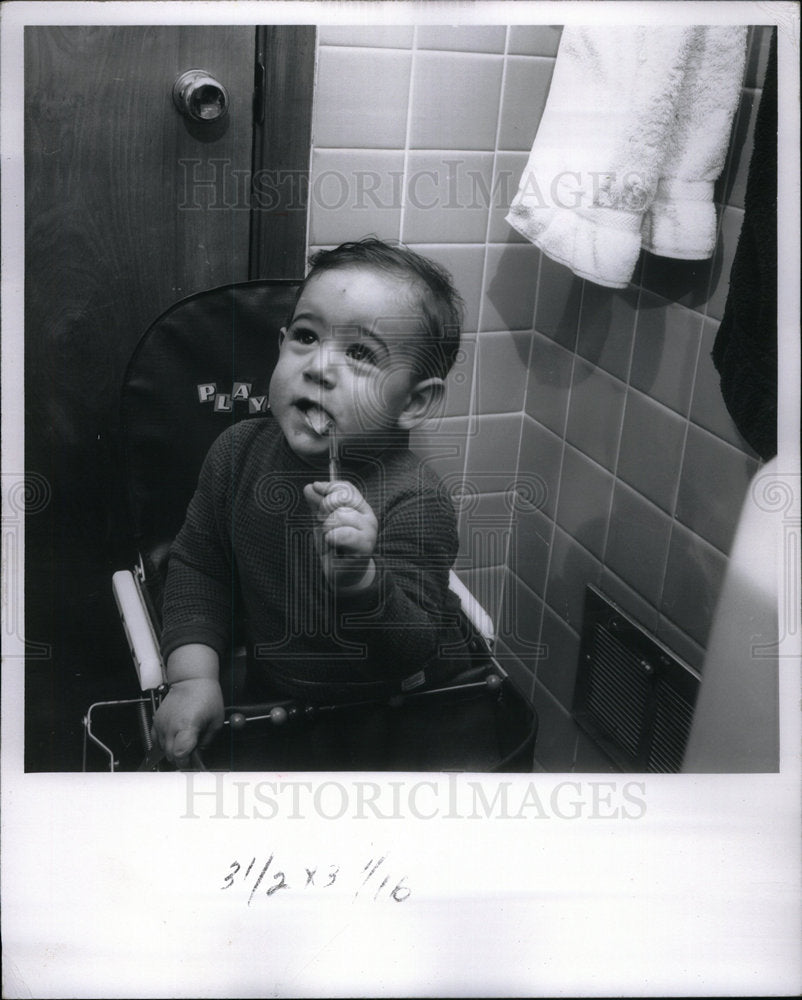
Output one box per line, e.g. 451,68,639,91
269,267,429,466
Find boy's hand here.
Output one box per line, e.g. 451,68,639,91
304,481,378,590
152,677,224,766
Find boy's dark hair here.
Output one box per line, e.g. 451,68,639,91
294,238,464,380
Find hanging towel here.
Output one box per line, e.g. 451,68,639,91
505,26,748,288
712,31,777,461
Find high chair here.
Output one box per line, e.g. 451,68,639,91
83,280,538,772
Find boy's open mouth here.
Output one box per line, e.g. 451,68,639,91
295,399,333,436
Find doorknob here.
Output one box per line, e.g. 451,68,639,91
172,69,229,122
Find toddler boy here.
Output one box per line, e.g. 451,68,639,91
153,239,476,767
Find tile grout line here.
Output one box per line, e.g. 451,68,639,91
471,26,509,350
470,28,517,578
397,28,418,247
598,282,643,568
402,29,476,512
656,297,710,624
497,30,526,582
532,278,584,694
518,248,546,705
519,248,547,705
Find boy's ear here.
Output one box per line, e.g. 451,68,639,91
278,326,287,346
397,377,446,430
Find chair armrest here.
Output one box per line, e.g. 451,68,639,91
448,569,495,646
112,570,166,691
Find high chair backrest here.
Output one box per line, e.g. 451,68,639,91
121,280,300,569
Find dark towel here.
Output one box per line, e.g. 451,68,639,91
712,30,777,461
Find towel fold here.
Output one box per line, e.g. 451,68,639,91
506,26,748,288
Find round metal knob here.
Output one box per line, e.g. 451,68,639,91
269,706,288,726
172,69,229,122
229,711,247,731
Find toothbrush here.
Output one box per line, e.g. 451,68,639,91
328,423,339,481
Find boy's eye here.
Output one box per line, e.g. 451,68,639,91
290,327,316,345
346,342,378,365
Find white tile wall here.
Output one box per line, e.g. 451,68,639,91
307,24,774,771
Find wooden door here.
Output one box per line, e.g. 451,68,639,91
23,25,312,770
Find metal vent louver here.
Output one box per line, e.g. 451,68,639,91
573,587,700,772
648,679,696,772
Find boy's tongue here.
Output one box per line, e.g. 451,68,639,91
303,404,332,436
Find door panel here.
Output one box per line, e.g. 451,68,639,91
24,26,258,770
250,25,316,278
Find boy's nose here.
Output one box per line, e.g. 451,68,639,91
303,344,338,389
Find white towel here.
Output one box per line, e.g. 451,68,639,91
505,26,748,289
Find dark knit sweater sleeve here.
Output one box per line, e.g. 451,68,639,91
159,429,236,663
333,475,462,682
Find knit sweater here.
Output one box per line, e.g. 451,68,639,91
160,418,469,702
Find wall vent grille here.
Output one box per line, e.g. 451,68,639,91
573,587,700,772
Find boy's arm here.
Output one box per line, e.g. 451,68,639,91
166,642,220,683
160,430,236,665
156,430,237,762
153,644,224,764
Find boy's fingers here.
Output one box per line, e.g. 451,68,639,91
303,483,324,508
319,485,371,517
323,525,368,552
198,718,223,749
171,727,200,762
322,507,364,533
306,480,339,502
